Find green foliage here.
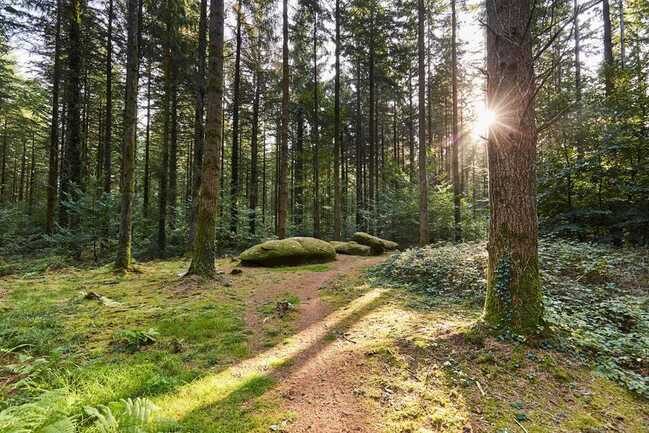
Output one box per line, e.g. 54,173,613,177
111,329,159,353
370,242,486,298
371,239,649,398
540,239,649,398
0,390,75,433
84,398,178,433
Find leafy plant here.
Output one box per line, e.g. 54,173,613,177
84,398,178,433
0,389,76,433
111,329,158,353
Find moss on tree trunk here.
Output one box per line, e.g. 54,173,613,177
483,0,544,334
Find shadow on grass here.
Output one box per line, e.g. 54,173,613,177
158,288,391,431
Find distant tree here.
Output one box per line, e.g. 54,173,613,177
115,0,140,271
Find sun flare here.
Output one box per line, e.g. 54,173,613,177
473,105,497,136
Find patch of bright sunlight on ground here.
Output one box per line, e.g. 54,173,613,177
155,288,387,420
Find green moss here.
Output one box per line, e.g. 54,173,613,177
330,241,372,256
240,237,336,266
352,232,385,255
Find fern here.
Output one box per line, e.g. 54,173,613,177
84,398,178,433
0,389,76,433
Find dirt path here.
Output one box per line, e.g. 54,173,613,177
238,254,391,433
239,255,386,352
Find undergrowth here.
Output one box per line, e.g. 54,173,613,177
370,238,649,399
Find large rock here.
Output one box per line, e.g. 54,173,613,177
352,232,385,255
352,232,399,255
330,241,372,256
381,239,399,251
240,237,336,266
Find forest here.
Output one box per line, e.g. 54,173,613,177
0,0,648,432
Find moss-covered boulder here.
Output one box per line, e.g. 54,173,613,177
330,241,372,256
240,237,336,266
352,232,385,255
381,239,399,251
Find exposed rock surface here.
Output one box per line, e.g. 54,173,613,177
240,237,336,266
330,241,372,256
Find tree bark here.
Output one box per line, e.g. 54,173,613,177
1,118,7,203
60,0,84,229
103,0,114,242
333,0,342,240
143,60,152,219
417,0,429,246
115,0,140,270
451,0,461,242
249,67,261,235
602,0,614,97
312,3,320,238
46,0,63,233
295,107,304,231
483,0,543,334
188,0,224,277
277,0,289,239
189,0,208,243
230,0,242,233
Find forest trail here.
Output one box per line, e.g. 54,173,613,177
231,254,392,432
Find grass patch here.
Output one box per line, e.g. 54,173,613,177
0,257,281,431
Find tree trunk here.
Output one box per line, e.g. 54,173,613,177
103,0,114,245
249,67,261,235
28,131,36,214
1,118,7,202
417,0,429,246
19,139,26,202
602,0,614,97
451,0,461,242
277,0,289,239
312,4,320,238
188,0,224,277
158,4,173,255
483,0,543,334
189,0,208,244
143,61,152,219
408,73,414,183
60,0,84,229
618,0,625,68
115,0,140,270
46,0,63,233
168,66,179,228
230,0,242,234
368,8,376,234
355,58,363,229
333,0,342,240
295,107,304,231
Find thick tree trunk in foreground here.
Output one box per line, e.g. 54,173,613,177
417,0,428,246
46,0,62,234
483,0,543,334
115,0,140,270
277,0,289,239
188,0,224,277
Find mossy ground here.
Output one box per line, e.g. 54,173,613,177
356,291,648,433
1,246,648,433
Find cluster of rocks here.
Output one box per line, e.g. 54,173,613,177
239,232,399,266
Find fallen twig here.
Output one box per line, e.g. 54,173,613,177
514,417,529,433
